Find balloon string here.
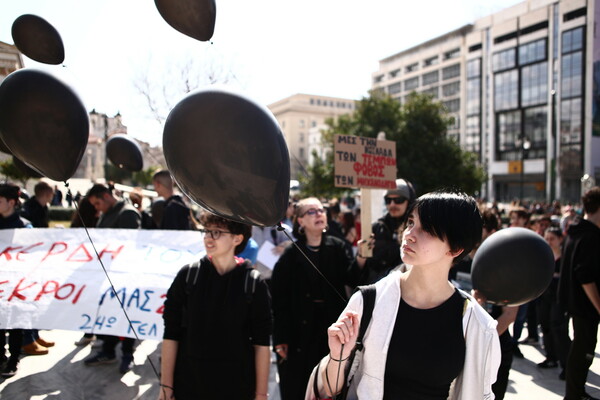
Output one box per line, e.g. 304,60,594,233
64,182,162,382
276,223,347,304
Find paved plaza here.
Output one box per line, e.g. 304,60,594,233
1,328,599,399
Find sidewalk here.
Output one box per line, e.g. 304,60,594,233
1,329,600,399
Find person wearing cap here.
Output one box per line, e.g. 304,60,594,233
348,178,415,287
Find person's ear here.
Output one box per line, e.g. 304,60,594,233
233,234,243,246
448,248,464,258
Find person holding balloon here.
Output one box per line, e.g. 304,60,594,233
271,197,354,400
307,191,500,400
159,212,272,400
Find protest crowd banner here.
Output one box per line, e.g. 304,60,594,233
0,228,204,341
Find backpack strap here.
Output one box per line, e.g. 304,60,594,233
355,284,376,351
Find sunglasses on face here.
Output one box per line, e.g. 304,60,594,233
301,208,326,217
384,196,408,205
199,228,232,240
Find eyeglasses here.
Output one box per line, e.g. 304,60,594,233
384,196,407,205
199,228,232,240
301,208,326,217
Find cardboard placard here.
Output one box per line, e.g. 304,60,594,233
333,134,397,189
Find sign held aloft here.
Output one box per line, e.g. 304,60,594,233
333,134,397,189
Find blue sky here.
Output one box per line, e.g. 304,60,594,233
1,0,522,146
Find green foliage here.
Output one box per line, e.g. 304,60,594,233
132,166,161,187
314,91,485,197
104,164,133,184
48,206,75,221
299,150,347,199
0,159,34,187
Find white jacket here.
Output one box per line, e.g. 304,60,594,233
305,271,501,400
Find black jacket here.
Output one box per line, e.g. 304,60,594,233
160,195,193,230
348,213,403,287
558,218,600,318
21,197,49,228
0,212,31,229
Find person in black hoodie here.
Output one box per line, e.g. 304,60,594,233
0,183,32,377
152,170,195,230
20,181,53,228
348,178,415,287
558,186,600,400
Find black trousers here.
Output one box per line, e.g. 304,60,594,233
564,315,599,399
99,335,135,357
492,335,514,400
537,294,571,367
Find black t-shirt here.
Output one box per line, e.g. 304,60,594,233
163,257,272,399
384,289,466,400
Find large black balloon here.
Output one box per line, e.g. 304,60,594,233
106,134,144,172
0,138,12,155
163,88,290,227
155,0,216,42
0,69,89,182
13,156,43,178
11,14,65,65
472,227,554,306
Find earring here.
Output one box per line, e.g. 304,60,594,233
322,224,329,233
299,226,305,235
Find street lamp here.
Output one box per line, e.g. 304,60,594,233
520,136,531,202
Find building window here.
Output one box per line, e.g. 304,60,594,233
448,114,460,130
422,86,439,99
465,115,480,154
492,48,517,72
406,62,419,73
523,106,547,158
424,55,439,67
444,48,460,60
521,61,548,107
562,27,584,54
389,69,400,78
299,148,305,159
467,58,481,78
466,78,481,115
310,98,314,105
299,132,304,143
311,120,317,128
443,99,460,113
442,64,460,80
561,51,583,99
494,69,519,111
496,110,522,160
374,75,384,84
442,81,460,97
560,98,582,144
519,38,547,65
299,119,305,128
404,76,419,91
388,82,402,95
422,70,439,85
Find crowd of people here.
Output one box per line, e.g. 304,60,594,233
1,174,599,400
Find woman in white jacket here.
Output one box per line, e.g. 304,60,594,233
308,191,501,400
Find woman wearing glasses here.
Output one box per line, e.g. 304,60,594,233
159,212,272,400
271,197,354,400
308,191,501,400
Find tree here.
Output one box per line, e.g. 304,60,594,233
299,150,348,199
132,166,161,188
321,91,485,196
0,159,35,187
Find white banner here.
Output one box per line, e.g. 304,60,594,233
0,228,205,341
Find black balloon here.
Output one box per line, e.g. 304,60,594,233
0,138,12,155
163,88,290,227
13,156,43,178
11,14,65,65
106,134,144,172
155,0,216,42
0,69,89,182
472,227,554,306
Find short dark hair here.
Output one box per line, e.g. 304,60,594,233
0,183,21,202
407,191,482,264
509,207,531,223
481,209,500,233
199,212,251,255
34,181,53,197
87,183,112,199
582,186,600,215
545,226,563,239
152,170,174,187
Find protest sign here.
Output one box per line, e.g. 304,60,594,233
0,228,204,340
333,134,397,189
